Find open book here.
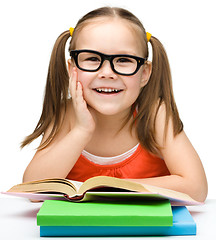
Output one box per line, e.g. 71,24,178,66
3,176,202,206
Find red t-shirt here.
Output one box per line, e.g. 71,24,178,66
66,144,170,182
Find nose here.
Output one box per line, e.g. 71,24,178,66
98,60,117,79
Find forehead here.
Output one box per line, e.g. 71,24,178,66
75,17,144,56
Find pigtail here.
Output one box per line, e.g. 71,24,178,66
135,36,183,154
21,30,71,149
150,36,183,136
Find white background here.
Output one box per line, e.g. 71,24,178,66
0,0,215,199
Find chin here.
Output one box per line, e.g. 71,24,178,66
91,104,130,117
96,108,120,116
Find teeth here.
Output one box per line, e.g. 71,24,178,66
96,88,121,93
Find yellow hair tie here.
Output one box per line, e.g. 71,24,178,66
69,27,74,37
146,32,152,42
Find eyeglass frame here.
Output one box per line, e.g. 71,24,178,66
70,49,147,76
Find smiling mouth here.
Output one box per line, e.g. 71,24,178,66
93,88,123,94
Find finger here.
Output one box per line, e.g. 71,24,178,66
71,68,77,99
69,75,73,98
69,68,78,99
76,81,85,104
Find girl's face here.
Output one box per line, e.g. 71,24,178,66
68,18,151,116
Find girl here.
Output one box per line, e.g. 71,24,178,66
21,7,207,202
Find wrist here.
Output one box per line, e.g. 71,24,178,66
71,126,94,143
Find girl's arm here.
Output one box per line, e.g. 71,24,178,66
23,69,95,182
23,125,92,182
129,104,208,202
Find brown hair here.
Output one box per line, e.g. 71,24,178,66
21,7,183,154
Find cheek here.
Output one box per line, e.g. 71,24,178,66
77,71,90,89
126,75,143,92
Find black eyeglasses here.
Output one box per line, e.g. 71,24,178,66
70,49,147,76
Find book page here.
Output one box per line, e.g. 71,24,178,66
66,179,83,192
77,176,149,195
142,184,198,203
7,178,79,197
75,176,201,205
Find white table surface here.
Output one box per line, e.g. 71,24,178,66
0,195,216,239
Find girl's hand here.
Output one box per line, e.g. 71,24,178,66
69,68,96,136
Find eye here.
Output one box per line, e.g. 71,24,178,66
85,57,100,62
79,52,101,63
116,57,133,63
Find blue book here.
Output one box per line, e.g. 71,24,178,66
40,206,196,236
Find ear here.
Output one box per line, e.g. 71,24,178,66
140,61,152,88
67,59,75,77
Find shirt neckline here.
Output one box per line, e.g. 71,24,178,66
82,143,140,165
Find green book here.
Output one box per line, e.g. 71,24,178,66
37,200,173,227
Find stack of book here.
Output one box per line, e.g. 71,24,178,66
4,176,198,236
37,199,196,237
